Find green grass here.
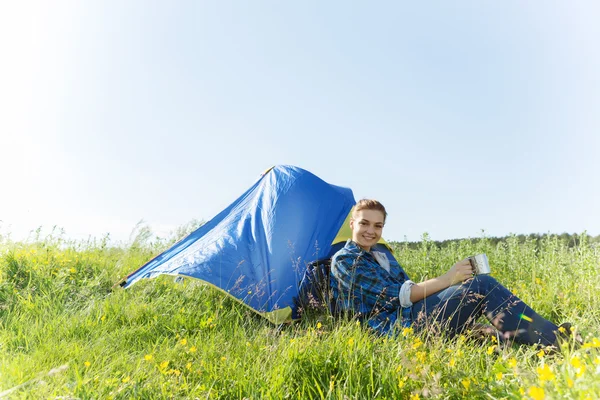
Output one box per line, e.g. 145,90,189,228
0,230,598,399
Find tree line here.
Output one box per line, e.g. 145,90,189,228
389,232,600,250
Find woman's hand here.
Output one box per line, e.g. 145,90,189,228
444,259,474,286
410,258,475,303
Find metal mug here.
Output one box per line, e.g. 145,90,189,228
468,254,491,275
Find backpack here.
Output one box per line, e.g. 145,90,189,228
295,258,335,317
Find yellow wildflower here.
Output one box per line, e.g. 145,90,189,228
69,267,76,273
519,387,525,396
186,362,192,370
536,364,555,382
535,278,541,285
495,372,503,381
398,376,408,388
570,356,581,369
448,357,456,367
180,338,187,346
410,393,420,400
160,361,169,370
528,386,545,400
583,337,600,349
402,327,413,337
144,354,153,361
100,315,106,322
189,346,197,353
536,349,545,358
487,345,496,355
122,376,130,383
347,338,355,346
412,338,423,350
508,358,517,368
576,365,586,378
461,379,471,390
316,322,322,329
221,356,227,361
567,378,574,388
84,361,91,367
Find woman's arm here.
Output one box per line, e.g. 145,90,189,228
409,258,473,303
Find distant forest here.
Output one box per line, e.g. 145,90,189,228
389,232,600,250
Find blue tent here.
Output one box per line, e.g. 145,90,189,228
122,165,356,323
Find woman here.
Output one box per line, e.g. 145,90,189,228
330,199,572,348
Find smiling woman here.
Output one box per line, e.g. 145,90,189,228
330,199,577,351
349,200,387,251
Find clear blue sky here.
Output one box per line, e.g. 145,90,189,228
1,1,599,243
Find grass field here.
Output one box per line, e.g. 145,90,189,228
0,229,598,399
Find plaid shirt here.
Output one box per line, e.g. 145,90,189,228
330,240,412,335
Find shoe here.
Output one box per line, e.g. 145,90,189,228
554,322,584,350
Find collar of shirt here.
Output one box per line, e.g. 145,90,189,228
344,240,366,255
345,240,390,271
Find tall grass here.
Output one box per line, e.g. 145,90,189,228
0,229,598,399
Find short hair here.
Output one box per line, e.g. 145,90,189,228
353,199,387,223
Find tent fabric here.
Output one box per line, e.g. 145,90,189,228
122,165,356,323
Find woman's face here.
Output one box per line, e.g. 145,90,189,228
350,209,385,251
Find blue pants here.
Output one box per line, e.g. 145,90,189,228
410,275,559,346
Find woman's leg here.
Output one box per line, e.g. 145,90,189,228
410,275,559,346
